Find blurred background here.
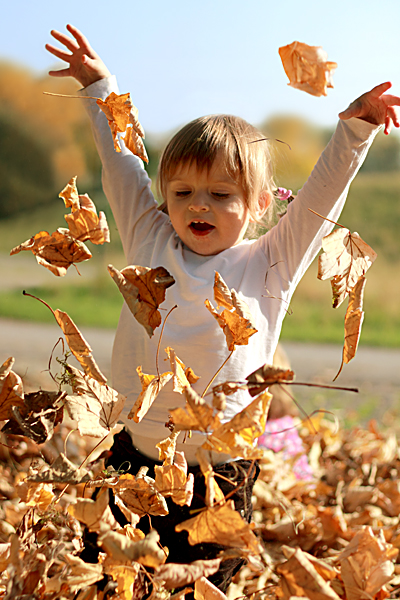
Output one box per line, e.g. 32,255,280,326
1,0,399,423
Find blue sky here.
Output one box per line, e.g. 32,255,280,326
2,0,400,135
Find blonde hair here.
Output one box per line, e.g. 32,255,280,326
156,115,276,226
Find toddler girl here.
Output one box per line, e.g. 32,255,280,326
46,24,399,591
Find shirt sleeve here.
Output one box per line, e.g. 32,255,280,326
80,76,168,261
259,117,381,291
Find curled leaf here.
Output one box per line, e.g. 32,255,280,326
318,227,377,308
246,364,295,397
165,347,200,393
154,558,221,590
279,41,337,97
0,357,24,420
65,365,125,438
99,529,166,568
27,453,91,484
108,264,175,337
113,472,169,517
128,366,172,423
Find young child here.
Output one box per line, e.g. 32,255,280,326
46,24,399,590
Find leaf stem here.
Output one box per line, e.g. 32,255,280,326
308,208,345,229
155,305,178,378
201,350,234,398
43,91,99,100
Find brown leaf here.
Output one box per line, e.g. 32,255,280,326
124,126,148,163
104,564,141,600
339,527,398,600
195,576,228,600
246,364,295,397
1,390,65,443
68,488,118,532
16,481,55,512
59,175,80,211
175,500,262,555
154,558,221,590
45,554,103,594
277,547,341,599
0,357,24,420
154,450,194,506
279,41,337,97
114,472,169,517
128,366,172,423
170,385,222,433
54,309,107,383
99,529,166,568
318,227,376,308
10,227,92,277
27,453,91,484
65,365,125,437
108,264,175,337
334,276,366,380
96,92,148,162
165,347,200,393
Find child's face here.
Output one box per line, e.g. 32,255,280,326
166,154,251,255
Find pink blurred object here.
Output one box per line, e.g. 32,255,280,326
258,416,313,480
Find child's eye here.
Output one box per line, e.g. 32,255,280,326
213,192,230,199
175,190,191,197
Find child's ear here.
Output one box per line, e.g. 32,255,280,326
255,191,272,219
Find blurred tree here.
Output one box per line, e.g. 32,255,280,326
360,130,400,173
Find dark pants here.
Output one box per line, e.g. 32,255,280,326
107,429,260,592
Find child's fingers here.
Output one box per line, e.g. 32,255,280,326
45,43,73,63
50,29,80,53
48,67,72,78
66,24,94,55
368,81,392,98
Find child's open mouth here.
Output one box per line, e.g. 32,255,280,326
189,221,215,235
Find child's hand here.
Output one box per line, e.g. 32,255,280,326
339,82,400,135
45,24,111,88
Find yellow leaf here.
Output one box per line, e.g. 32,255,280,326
99,529,166,568
113,472,169,517
155,450,194,506
279,41,337,97
154,559,221,590
170,386,221,433
165,347,200,393
128,366,172,423
108,264,175,337
318,227,376,308
0,357,24,420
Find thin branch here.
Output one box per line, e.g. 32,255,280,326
201,349,234,398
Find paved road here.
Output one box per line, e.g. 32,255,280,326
1,316,399,394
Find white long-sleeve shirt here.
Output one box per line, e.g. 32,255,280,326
83,76,380,463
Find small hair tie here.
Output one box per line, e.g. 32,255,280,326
274,187,293,201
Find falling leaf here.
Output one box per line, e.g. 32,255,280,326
45,554,103,594
318,227,377,308
59,175,80,211
113,472,169,517
334,276,366,380
156,431,179,464
27,453,91,484
205,273,257,351
128,366,172,423
154,450,194,506
165,347,200,393
175,499,262,555
10,227,92,276
279,41,337,97
155,559,221,590
203,392,271,459
96,92,148,162
68,488,118,532
0,357,24,420
246,364,295,397
170,385,222,433
99,528,166,568
339,527,398,600
16,481,55,512
105,564,141,600
65,365,125,437
54,309,107,383
277,547,341,599
108,264,175,337
1,390,65,444
195,448,225,508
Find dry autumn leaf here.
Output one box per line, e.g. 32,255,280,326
170,385,222,433
334,276,366,380
128,366,172,423
68,488,118,532
10,228,92,276
61,176,110,245
96,91,148,162
165,346,200,393
154,558,221,590
99,528,166,568
0,357,24,420
175,499,262,555
246,364,295,397
194,576,228,600
27,453,91,484
45,554,103,595
205,272,257,351
339,527,398,600
65,365,125,438
108,264,175,337
279,41,337,97
154,450,194,506
113,471,169,517
318,227,377,308
16,481,55,512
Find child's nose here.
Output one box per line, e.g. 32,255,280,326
188,191,209,212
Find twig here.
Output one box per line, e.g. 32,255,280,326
201,349,234,398
43,91,98,100
155,305,178,378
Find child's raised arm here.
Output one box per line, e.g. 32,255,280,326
339,82,400,135
45,24,111,88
